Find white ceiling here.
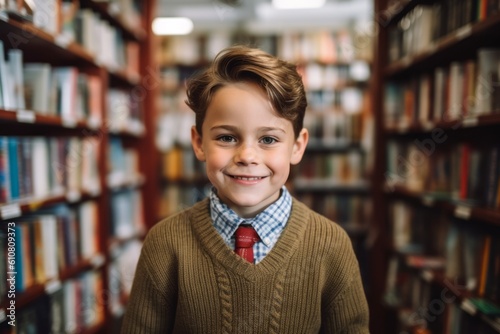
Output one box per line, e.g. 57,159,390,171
155,0,373,34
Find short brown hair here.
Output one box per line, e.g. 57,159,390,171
185,45,307,138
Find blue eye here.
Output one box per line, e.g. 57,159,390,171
260,137,277,144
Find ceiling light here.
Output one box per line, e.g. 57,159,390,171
272,0,326,9
152,17,194,35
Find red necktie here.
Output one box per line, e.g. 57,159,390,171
234,225,260,263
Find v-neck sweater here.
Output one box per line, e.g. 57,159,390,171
121,198,369,334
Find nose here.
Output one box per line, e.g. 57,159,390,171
234,144,258,165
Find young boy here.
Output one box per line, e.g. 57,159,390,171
121,45,369,333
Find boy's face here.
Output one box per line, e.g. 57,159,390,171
191,81,308,218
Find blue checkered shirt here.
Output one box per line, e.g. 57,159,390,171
210,186,292,264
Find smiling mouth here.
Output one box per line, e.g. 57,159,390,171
229,175,265,181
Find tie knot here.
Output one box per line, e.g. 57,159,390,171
235,225,260,248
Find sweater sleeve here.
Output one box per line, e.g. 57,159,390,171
121,225,178,333
320,265,370,333
319,224,370,334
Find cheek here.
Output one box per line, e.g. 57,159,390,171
267,153,291,172
205,149,231,168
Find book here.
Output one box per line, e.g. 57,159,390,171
484,236,500,302
32,0,59,34
0,137,9,203
474,48,500,115
49,287,66,333
31,137,50,198
7,49,25,110
0,40,15,109
7,137,20,200
14,224,25,292
32,218,46,284
18,137,33,199
78,201,99,259
60,0,78,43
53,67,79,121
433,67,447,121
23,63,52,114
478,235,492,297
39,214,58,280
449,61,465,120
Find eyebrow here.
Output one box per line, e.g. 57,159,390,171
209,125,286,134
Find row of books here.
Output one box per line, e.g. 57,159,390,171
107,87,144,133
1,0,141,74
160,61,370,93
157,29,371,66
388,200,500,302
156,107,194,151
294,150,366,182
307,86,366,112
1,0,59,35
295,193,370,228
304,110,367,146
294,192,370,290
388,275,500,333
384,48,500,127
388,1,500,62
60,4,139,72
299,61,370,91
160,146,207,182
108,137,141,187
446,303,500,334
386,140,500,209
160,65,201,92
107,239,142,316
158,184,210,219
0,43,101,122
0,270,104,333
109,189,145,239
277,30,369,64
0,136,100,205
0,201,100,295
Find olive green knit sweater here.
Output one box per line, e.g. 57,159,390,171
121,198,369,334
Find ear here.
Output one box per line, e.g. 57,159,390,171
290,128,308,165
191,126,206,161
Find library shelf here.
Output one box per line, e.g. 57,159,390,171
415,267,500,332
108,232,146,257
305,141,365,153
79,0,147,42
0,191,101,221
162,177,211,187
371,0,500,333
0,253,105,312
381,0,434,26
108,68,141,87
385,113,500,135
0,109,102,133
384,12,500,77
107,174,146,191
0,17,96,66
293,178,370,194
0,0,158,331
108,126,145,139
385,185,500,227
342,224,370,238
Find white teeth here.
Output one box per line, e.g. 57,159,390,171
233,176,261,181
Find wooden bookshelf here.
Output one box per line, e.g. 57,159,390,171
372,0,500,333
385,12,500,77
0,0,157,332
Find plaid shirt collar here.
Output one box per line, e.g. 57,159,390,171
210,186,292,247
